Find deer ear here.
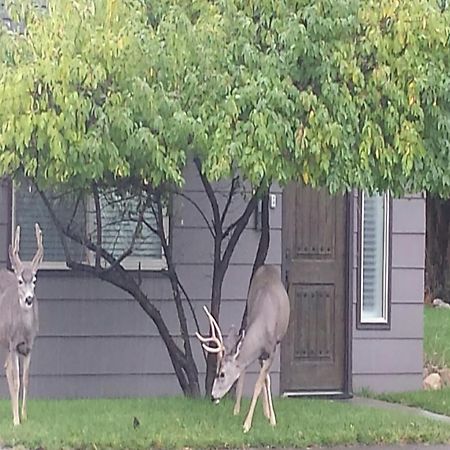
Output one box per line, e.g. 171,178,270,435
8,244,20,274
233,330,245,360
224,325,239,349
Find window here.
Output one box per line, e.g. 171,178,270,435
12,183,167,270
358,192,391,327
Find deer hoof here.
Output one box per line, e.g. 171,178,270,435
243,422,251,433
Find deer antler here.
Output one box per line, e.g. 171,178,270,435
9,225,22,273
195,305,225,360
31,223,44,272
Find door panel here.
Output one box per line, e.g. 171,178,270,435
281,183,348,393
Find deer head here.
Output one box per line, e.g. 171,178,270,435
8,223,44,310
196,306,244,401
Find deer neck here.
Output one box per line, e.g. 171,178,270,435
235,323,267,370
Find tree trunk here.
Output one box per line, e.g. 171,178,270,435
425,195,450,302
204,253,226,395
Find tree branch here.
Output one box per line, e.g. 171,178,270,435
37,189,74,267
220,175,239,226
34,183,117,267
194,157,221,238
241,190,270,332
221,185,263,269
174,191,214,238
92,182,102,269
150,189,196,369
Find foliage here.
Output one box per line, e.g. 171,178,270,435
1,0,450,397
1,397,450,449
0,0,186,189
0,0,450,195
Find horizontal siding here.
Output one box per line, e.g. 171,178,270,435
23,338,280,377
353,303,423,339
352,339,423,374
392,197,426,234
353,373,422,394
352,194,425,393
0,371,280,399
36,264,264,302
173,228,281,265
390,268,425,303
38,298,248,338
391,234,426,269
0,166,283,399
172,190,282,230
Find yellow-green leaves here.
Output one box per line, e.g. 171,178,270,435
0,0,449,196
0,0,185,189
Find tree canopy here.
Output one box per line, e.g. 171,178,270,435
0,0,449,195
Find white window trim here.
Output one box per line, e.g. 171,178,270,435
359,192,390,324
11,184,168,271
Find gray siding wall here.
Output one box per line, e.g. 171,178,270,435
352,193,425,393
0,169,282,398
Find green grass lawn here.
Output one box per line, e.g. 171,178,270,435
424,306,450,368
1,396,450,449
373,307,450,416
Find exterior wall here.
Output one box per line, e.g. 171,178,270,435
0,168,282,398
352,193,425,393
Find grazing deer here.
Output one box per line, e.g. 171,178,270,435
0,224,43,425
196,264,290,432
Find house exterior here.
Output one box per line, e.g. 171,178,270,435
0,4,425,400
0,168,425,399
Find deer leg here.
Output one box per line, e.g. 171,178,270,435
243,357,273,433
233,372,245,415
265,373,276,426
259,359,270,419
21,352,31,421
261,374,270,419
5,352,20,426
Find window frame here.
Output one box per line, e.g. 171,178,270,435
356,191,392,330
11,183,169,271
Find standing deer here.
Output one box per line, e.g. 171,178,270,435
196,264,290,432
0,223,43,425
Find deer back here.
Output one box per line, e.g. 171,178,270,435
238,265,290,366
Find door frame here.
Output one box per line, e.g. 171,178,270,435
280,186,354,398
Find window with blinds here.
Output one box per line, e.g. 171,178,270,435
92,193,163,263
13,184,165,270
360,192,390,324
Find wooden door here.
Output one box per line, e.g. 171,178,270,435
280,183,349,394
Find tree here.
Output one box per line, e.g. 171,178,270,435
1,0,450,396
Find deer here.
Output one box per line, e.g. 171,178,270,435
0,223,43,426
196,264,290,433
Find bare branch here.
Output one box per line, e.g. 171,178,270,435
67,191,83,230
194,157,221,237
174,191,214,238
220,175,239,226
33,183,117,267
223,215,242,240
92,182,102,269
40,191,75,266
221,185,263,270
177,277,201,334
